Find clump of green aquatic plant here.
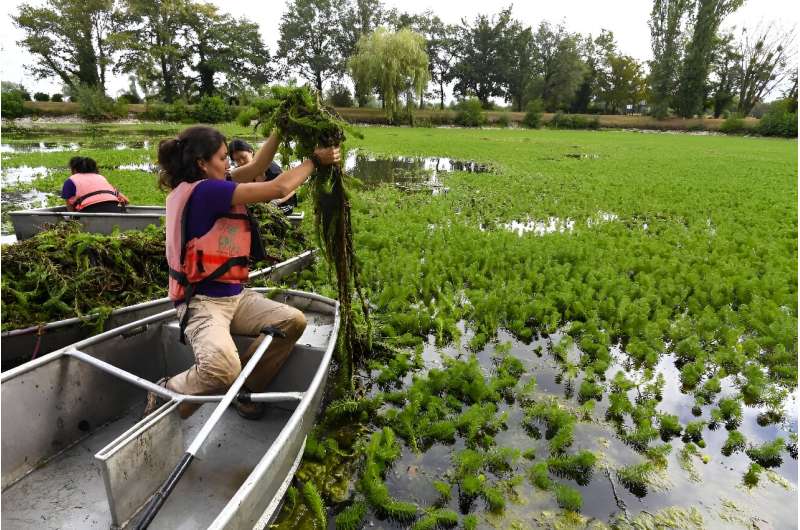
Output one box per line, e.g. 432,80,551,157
432,481,452,506
617,461,657,498
546,450,598,485
241,85,369,385
528,461,552,490
553,483,583,512
410,509,459,530
710,397,743,430
368,350,421,388
463,514,478,530
678,442,703,482
682,420,706,444
721,430,747,456
658,413,684,441
302,481,327,528
606,390,633,422
577,378,603,404
739,364,769,405
358,428,417,522
452,447,519,513
644,443,673,468
334,500,367,530
523,400,577,454
745,438,785,468
743,462,764,487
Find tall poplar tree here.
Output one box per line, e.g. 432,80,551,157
675,0,744,117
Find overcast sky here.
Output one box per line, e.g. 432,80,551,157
1,0,797,98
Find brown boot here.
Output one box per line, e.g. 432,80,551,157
142,378,169,418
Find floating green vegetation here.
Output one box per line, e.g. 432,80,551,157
334,500,366,530
302,481,327,528
239,85,369,388
678,443,704,482
710,397,743,430
658,413,684,441
617,461,658,498
745,438,785,468
410,508,459,530
546,451,598,485
523,399,577,454
743,462,764,488
721,430,747,456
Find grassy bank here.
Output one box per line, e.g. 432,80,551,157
18,101,761,132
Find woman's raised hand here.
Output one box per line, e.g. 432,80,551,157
313,146,341,166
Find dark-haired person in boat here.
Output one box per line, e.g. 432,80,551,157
148,125,339,420
61,156,129,212
228,138,298,215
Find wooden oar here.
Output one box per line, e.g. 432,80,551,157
135,326,286,529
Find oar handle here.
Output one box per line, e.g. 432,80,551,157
135,453,194,530
135,326,284,528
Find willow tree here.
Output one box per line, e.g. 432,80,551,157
348,28,429,123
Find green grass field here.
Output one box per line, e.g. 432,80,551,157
2,124,797,528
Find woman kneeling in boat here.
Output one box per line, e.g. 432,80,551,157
62,156,129,212
151,126,339,420
228,138,298,215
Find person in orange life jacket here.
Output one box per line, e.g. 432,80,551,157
147,125,339,420
61,156,129,213
228,138,298,215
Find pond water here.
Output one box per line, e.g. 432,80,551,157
361,327,797,529
0,140,152,153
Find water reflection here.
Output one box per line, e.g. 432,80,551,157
344,152,490,192
1,140,150,153
1,166,50,185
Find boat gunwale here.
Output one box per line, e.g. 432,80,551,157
1,287,336,382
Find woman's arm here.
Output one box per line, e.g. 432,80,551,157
229,132,280,183
231,147,340,206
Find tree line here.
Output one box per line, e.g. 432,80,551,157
9,0,797,119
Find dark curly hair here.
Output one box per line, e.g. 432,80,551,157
158,126,227,190
68,156,98,174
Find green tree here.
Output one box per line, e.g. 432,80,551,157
13,0,115,91
675,0,744,117
604,55,648,114
450,8,515,107
340,0,388,105
348,28,429,123
502,22,536,111
572,30,617,113
529,22,586,112
278,0,346,94
183,4,272,98
113,0,192,102
390,11,458,110
735,24,796,116
708,32,741,117
648,0,693,117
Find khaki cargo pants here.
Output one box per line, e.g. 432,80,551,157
166,288,306,404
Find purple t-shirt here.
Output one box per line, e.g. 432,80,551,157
184,179,243,298
61,179,77,200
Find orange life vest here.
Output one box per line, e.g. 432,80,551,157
166,181,253,342
67,173,129,211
